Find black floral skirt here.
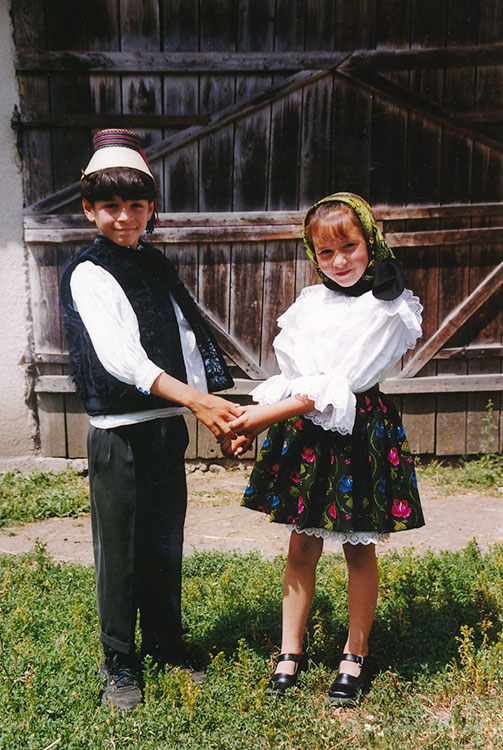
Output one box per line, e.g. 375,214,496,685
242,387,424,535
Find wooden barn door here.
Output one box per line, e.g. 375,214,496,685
12,0,503,457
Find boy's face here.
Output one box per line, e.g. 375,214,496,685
312,221,369,287
82,195,154,249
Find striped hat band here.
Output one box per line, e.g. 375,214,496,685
93,129,142,153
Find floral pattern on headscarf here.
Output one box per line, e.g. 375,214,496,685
302,192,404,300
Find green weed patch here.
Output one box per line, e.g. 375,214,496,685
417,453,503,493
1,544,502,749
0,470,89,528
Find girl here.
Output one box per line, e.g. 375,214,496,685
228,192,424,705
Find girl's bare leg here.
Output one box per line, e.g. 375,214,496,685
339,542,378,676
275,530,323,675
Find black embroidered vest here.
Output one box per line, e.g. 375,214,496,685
60,235,233,416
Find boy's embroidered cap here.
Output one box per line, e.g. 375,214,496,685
82,129,154,178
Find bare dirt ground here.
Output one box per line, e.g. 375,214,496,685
1,467,502,564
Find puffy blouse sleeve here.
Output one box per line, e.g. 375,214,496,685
250,287,422,434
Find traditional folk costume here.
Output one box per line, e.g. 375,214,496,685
242,193,425,543
60,130,232,664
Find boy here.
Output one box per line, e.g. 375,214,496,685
60,129,242,711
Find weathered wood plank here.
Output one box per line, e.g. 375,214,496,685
24,223,503,246
87,0,121,148
401,395,436,454
15,44,503,74
13,113,207,128
15,49,358,72
346,43,503,71
34,343,503,365
332,75,372,197
37,394,67,457
35,374,503,396
400,260,503,378
64,394,88,458
260,241,296,375
230,243,264,363
11,0,53,204
299,76,333,206
162,0,199,214
183,413,198,461
269,91,302,209
434,344,503,359
45,0,90,202
21,204,503,229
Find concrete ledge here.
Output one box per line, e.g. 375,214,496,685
0,456,88,474
0,455,255,475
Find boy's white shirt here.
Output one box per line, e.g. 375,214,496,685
70,260,208,428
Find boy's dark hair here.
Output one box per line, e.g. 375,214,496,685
81,167,158,232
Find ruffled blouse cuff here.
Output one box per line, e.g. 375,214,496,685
250,374,293,404
289,374,356,434
251,373,356,435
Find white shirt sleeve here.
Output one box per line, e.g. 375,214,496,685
70,261,164,394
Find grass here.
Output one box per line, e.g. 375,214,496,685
417,453,503,494
0,542,502,749
0,470,89,528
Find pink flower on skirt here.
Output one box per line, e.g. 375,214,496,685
391,499,412,519
268,463,280,477
365,396,373,411
298,496,305,514
290,471,301,484
296,418,304,429
328,502,337,519
378,398,388,413
388,447,400,466
302,447,316,463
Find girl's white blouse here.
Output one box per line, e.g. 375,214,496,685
251,284,422,435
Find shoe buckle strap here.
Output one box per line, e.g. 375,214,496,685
341,653,365,666
276,652,306,663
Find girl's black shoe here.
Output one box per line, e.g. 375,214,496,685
268,652,308,695
327,653,372,706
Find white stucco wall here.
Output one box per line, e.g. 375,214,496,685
0,2,38,462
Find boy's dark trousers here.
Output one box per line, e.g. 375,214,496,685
88,416,189,660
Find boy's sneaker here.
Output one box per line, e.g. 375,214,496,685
100,647,142,711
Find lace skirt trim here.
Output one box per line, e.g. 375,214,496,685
287,524,390,545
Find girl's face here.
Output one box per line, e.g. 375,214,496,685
312,218,369,287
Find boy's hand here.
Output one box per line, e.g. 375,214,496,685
220,434,254,458
229,404,277,437
189,393,244,440
150,372,244,440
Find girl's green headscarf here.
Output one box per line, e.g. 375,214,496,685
302,192,405,300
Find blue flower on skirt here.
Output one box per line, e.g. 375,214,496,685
397,425,405,440
375,421,385,438
244,482,254,495
262,436,270,449
378,477,387,494
339,474,353,493
281,440,289,455
410,471,418,489
267,494,281,508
